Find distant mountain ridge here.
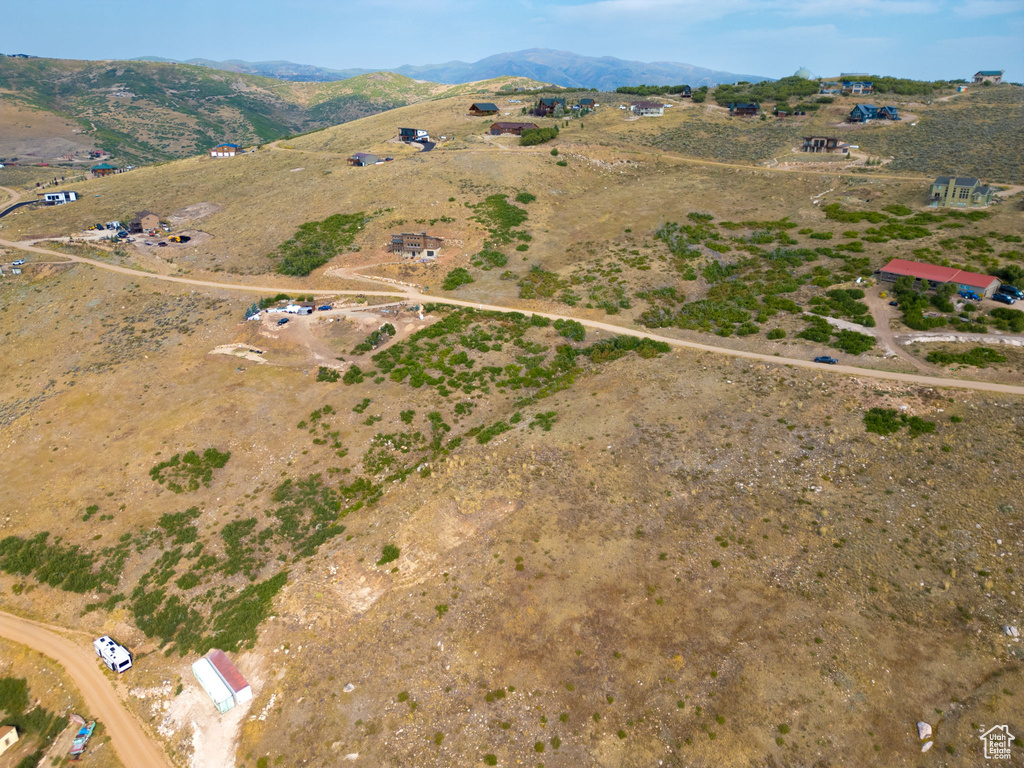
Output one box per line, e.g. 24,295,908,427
133,49,772,89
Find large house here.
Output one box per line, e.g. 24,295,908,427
973,70,1003,84
210,143,240,158
578,97,596,109
801,136,844,153
878,258,1001,297
841,80,874,95
469,102,499,116
398,128,430,143
388,232,444,259
929,176,994,208
129,210,161,234
630,101,664,117
533,97,566,116
489,122,539,136
38,190,79,205
729,103,760,117
847,103,901,122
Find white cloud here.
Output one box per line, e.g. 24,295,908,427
952,0,1024,16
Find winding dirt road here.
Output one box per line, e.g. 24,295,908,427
0,611,175,768
3,235,1024,397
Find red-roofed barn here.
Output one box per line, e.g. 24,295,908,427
879,258,1001,297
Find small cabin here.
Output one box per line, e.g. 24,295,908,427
348,152,379,166
91,163,118,176
729,103,760,117
802,136,842,153
973,70,1003,84
39,190,79,205
578,98,596,109
489,122,539,136
210,143,240,157
129,210,160,234
0,726,18,757
533,98,566,116
879,106,900,120
469,102,499,116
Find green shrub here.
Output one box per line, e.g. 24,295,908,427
864,407,936,438
553,318,585,342
376,544,400,566
926,347,1006,367
150,448,231,493
520,126,559,145
442,268,474,291
270,212,366,276
515,192,536,204
316,366,340,382
766,328,786,340
343,364,365,385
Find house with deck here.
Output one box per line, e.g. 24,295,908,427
398,128,430,143
729,103,760,117
973,70,1003,84
489,122,539,136
469,102,499,116
129,210,160,234
929,176,994,208
878,258,1001,297
630,101,664,116
348,152,379,166
91,163,118,177
388,232,444,259
879,105,900,120
578,97,596,109
38,190,79,205
533,97,566,116
848,104,878,122
841,80,874,95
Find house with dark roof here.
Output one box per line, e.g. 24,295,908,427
630,101,664,116
91,163,118,177
848,104,878,122
210,143,240,157
398,128,430,143
533,97,566,116
879,258,1001,297
469,102,499,116
929,176,994,208
129,210,160,234
489,122,539,136
879,105,900,120
348,152,379,166
679,86,692,98
578,98,596,109
973,70,1004,84
841,80,873,95
729,103,760,117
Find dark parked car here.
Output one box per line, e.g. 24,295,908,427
997,285,1023,299
318,305,332,311
888,301,899,307
277,317,289,326
814,356,838,364
991,293,1016,305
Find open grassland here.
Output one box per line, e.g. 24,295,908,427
0,262,1022,767
1,86,1023,768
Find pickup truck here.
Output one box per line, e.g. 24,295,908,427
813,356,839,365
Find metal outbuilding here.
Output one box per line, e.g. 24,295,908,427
206,649,253,704
192,658,235,713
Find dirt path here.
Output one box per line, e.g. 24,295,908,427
862,292,933,373
3,236,1024,396
0,611,176,768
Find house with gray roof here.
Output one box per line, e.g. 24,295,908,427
929,176,994,208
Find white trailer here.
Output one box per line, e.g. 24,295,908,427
93,636,133,672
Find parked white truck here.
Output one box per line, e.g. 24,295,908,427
93,636,133,672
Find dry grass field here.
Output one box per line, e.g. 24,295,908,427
0,84,1022,768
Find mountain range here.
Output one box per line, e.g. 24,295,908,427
134,48,772,89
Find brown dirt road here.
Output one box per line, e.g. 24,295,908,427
3,235,1024,397
0,611,176,768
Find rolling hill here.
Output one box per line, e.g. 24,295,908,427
134,49,771,90
1,77,1022,768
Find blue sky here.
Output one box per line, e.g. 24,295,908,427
5,0,1022,80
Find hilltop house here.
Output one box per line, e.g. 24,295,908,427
533,97,566,117
819,81,842,94
91,163,118,177
388,232,444,259
578,97,596,109
879,105,900,120
210,143,240,157
38,190,79,205
879,258,1001,297
0,726,18,757
129,210,160,234
630,101,664,116
489,122,539,136
841,80,873,95
929,176,994,208
973,70,1003,84
848,104,878,122
469,102,499,116
348,152,379,166
729,103,760,117
679,86,692,98
801,136,844,153
398,128,430,143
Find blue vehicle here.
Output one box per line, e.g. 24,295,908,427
318,305,332,311
814,356,839,365
958,290,981,301
997,285,1023,300
992,293,1016,305
276,317,289,326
